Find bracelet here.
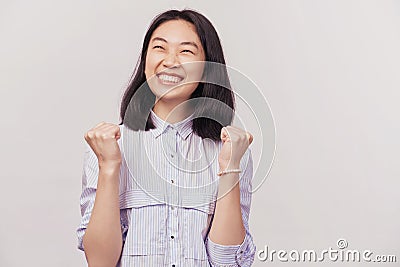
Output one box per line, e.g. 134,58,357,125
217,168,242,176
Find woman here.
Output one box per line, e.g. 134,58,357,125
77,9,256,267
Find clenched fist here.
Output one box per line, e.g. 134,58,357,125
84,122,122,168
218,126,253,170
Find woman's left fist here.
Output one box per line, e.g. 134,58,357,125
218,126,253,170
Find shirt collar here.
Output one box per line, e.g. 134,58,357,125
150,109,194,140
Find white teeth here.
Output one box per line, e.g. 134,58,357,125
158,74,182,83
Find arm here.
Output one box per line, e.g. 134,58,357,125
206,148,256,267
77,142,125,267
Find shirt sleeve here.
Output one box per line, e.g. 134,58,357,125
76,142,129,251
205,148,257,266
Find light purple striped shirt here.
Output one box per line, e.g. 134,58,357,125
77,110,256,266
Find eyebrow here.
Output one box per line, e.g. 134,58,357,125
151,37,199,50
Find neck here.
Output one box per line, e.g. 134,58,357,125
152,99,194,123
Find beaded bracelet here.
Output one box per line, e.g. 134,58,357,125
217,168,242,176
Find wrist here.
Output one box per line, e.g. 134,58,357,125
99,161,121,173
219,161,240,171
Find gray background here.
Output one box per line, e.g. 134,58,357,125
0,0,399,266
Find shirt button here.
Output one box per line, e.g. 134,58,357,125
172,265,175,267
171,206,175,210
170,154,174,158
171,235,174,239
171,179,174,183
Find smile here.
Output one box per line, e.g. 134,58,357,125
156,73,184,85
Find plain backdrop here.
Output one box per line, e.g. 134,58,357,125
0,1,399,266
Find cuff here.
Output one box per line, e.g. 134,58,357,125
206,233,255,267
76,229,85,251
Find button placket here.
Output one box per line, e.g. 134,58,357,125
164,127,180,265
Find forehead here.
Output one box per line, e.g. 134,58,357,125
151,19,201,44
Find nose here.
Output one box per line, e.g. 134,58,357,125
162,50,179,69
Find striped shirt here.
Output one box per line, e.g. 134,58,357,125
77,109,256,266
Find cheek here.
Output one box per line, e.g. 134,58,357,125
183,61,205,82
145,53,158,76
144,60,150,78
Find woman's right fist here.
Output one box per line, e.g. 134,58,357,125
84,122,122,167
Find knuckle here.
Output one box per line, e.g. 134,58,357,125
94,131,102,138
87,131,94,139
95,121,106,128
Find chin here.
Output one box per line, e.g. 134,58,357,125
152,85,196,102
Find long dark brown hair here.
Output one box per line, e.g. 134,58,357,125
119,9,235,141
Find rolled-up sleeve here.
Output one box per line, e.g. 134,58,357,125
206,148,257,266
76,142,129,251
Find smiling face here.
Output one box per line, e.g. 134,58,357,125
145,19,206,105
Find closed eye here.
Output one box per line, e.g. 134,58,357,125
153,45,165,50
182,49,194,54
